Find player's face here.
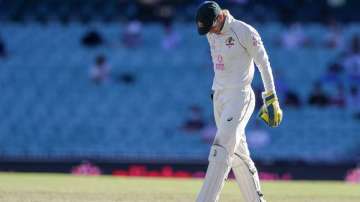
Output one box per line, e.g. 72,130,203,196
209,15,223,35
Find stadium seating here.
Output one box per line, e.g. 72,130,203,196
0,22,359,163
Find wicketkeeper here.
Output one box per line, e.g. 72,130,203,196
195,1,283,202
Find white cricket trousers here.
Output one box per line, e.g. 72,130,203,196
196,86,265,202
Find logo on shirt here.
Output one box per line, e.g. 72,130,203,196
213,149,217,157
225,36,235,48
215,55,224,70
252,35,261,47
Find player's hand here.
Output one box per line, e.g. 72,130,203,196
258,91,283,128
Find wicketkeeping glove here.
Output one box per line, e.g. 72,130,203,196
258,91,283,128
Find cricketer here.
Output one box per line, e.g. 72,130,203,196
195,1,283,202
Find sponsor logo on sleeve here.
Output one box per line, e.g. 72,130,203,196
252,35,261,47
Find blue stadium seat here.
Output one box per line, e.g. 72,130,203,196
0,22,359,162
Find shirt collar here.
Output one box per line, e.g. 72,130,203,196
220,12,234,34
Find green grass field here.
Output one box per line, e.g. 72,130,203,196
0,172,359,202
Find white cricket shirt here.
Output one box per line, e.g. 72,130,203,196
207,12,275,93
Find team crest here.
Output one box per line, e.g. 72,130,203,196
225,36,235,48
197,21,204,28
